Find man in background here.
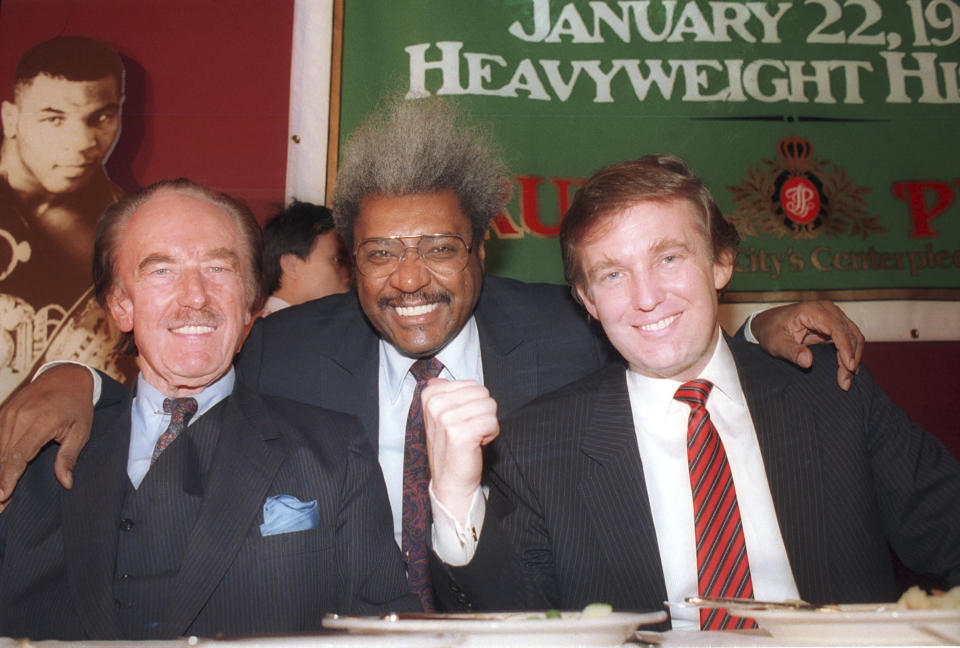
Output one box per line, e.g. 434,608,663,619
0,35,134,403
259,201,351,316
426,155,960,625
0,179,413,639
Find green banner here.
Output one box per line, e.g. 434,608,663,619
339,0,960,300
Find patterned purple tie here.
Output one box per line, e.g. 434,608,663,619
403,356,444,611
675,379,758,631
151,397,198,464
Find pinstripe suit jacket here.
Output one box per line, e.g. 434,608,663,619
0,383,417,640
438,336,960,618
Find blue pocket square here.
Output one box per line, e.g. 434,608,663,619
260,494,320,536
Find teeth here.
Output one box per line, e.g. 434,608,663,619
394,303,439,317
172,325,215,334
639,314,679,331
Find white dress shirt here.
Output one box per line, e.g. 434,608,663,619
379,316,484,546
260,295,292,317
627,331,799,628
127,369,235,489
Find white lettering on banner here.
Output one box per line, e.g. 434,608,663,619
406,47,958,105
507,0,791,44
405,0,960,105
406,45,882,104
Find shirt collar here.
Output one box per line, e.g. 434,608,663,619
626,327,746,418
380,315,482,403
133,367,236,421
261,295,291,317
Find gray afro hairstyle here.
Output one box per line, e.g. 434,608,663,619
331,97,511,250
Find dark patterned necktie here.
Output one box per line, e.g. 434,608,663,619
402,356,444,611
151,397,198,464
675,379,758,631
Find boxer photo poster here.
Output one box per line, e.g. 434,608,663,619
0,0,295,403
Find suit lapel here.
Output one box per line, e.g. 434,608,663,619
328,309,381,449
577,367,668,608
731,340,829,602
62,399,131,639
162,388,286,634
475,286,540,417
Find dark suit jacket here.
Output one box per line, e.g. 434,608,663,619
439,337,960,619
0,383,417,640
237,275,617,450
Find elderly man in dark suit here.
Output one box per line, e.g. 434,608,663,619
427,155,960,628
0,179,415,640
0,100,865,612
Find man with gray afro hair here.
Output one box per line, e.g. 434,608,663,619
332,98,509,249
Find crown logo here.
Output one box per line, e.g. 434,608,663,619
726,136,885,241
777,136,813,168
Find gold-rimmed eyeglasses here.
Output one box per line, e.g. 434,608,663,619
353,234,473,278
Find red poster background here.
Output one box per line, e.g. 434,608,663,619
0,0,294,221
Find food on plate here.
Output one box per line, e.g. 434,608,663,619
533,603,614,620
896,585,960,609
581,602,614,618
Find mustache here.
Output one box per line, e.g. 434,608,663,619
161,307,224,330
377,290,452,310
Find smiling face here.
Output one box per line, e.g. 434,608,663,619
106,192,253,396
575,199,734,382
353,190,485,358
1,74,121,196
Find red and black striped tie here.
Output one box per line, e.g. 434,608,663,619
675,379,758,631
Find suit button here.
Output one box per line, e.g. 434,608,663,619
456,593,469,604
119,518,134,531
119,573,130,581
448,583,462,593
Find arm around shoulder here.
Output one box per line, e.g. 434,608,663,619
0,363,103,506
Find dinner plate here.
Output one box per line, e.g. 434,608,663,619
724,603,960,645
323,610,667,646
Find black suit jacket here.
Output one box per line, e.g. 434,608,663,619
237,275,616,450
441,337,960,618
0,383,416,639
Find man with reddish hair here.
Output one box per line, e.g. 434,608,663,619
427,154,960,626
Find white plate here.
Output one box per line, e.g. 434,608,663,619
323,610,667,646
726,603,960,645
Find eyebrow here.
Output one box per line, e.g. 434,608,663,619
205,247,243,266
583,237,694,278
38,101,120,115
650,237,692,255
584,255,622,279
137,248,242,273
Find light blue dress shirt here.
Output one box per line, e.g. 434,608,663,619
126,369,235,489
378,316,484,546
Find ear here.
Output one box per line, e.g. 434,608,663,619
106,288,134,333
1,100,19,138
475,238,486,266
713,248,735,291
279,253,300,280
575,283,599,320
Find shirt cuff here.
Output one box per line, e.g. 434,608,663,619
33,361,102,404
743,311,761,344
430,483,485,567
